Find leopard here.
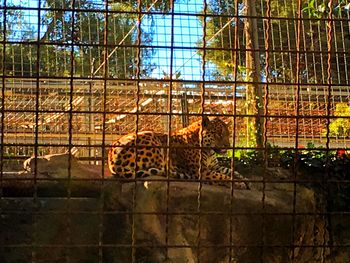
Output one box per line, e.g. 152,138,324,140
108,116,250,189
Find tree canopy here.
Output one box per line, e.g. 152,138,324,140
0,0,174,78
1,0,349,82
201,0,350,84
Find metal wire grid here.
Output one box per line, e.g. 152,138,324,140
1,0,350,262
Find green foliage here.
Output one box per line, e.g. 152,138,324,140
0,0,167,78
221,143,350,211
302,0,350,18
328,103,350,138
231,144,285,167
281,147,350,211
197,2,244,81
236,149,263,167
333,1,350,17
302,0,326,18
201,0,350,84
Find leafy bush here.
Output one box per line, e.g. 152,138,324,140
329,103,350,138
284,148,350,211
220,143,350,211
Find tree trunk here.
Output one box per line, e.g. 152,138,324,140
244,0,264,148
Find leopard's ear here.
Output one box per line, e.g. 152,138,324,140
202,115,210,127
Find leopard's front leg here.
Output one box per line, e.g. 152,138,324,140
201,151,251,189
202,169,251,189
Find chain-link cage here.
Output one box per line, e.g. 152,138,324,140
1,0,349,262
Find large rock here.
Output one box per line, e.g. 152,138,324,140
110,180,327,263
1,154,332,262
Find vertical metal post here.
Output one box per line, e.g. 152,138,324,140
229,1,240,260
33,1,42,262
325,0,335,260
0,0,7,244
261,0,271,260
181,92,189,128
132,0,143,261
89,58,96,164
99,1,110,261
292,0,302,260
197,1,208,261
165,0,176,260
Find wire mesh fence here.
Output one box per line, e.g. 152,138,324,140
1,0,350,262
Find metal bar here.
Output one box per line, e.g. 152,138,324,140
131,1,143,261
324,0,335,260
2,176,350,184
165,0,176,260
2,243,350,249
261,0,272,259
32,1,42,261
98,1,109,262
0,2,7,254
197,1,208,261
4,4,350,23
2,208,350,216
65,1,77,261
292,0,302,260
229,0,241,260
4,75,350,87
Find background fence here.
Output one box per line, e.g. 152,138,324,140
1,0,350,262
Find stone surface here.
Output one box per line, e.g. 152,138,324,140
0,154,343,262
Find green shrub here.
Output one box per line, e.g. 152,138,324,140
329,103,350,137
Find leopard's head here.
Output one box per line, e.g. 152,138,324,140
201,116,231,154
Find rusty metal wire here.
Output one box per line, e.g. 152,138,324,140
0,0,6,201
165,0,176,260
98,0,110,261
197,1,207,261
1,0,350,262
261,0,271,259
324,0,335,260
291,0,303,260
229,0,241,260
131,0,143,261
32,1,42,261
